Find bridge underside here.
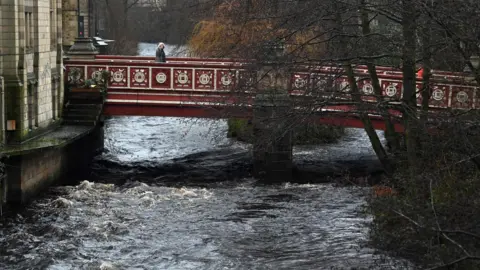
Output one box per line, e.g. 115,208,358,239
103,103,405,133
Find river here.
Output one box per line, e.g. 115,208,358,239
0,43,412,269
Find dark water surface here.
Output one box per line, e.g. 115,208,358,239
0,116,413,269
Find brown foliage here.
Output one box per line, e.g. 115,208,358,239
187,0,326,59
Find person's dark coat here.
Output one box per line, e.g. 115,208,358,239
156,48,166,63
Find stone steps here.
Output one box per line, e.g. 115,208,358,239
68,97,104,104
63,119,98,126
64,113,98,121
62,90,104,127
67,90,104,105
64,104,102,114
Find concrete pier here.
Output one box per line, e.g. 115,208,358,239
252,59,293,182
253,92,293,182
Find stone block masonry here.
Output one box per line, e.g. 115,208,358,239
252,65,294,183
6,147,65,203
252,92,293,183
3,125,104,204
0,0,63,143
0,1,95,207
62,0,90,51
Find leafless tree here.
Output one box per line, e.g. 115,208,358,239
187,0,480,268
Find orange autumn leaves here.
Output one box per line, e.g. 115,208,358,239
188,0,326,59
189,19,280,58
373,185,398,197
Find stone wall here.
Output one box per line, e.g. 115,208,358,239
1,1,28,143
4,125,104,204
0,1,101,207
0,1,63,143
62,0,90,49
0,1,3,76
62,0,78,48
6,147,66,203
0,77,5,145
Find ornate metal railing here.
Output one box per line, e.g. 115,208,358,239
64,55,479,110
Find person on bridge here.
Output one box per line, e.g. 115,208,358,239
417,66,424,79
156,42,166,63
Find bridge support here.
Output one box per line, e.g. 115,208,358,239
252,92,293,182
66,37,99,59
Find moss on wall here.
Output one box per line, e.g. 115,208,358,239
227,119,253,142
293,122,345,144
227,118,345,145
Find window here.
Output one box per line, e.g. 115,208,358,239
25,12,33,48
50,0,56,47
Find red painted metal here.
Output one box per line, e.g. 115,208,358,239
64,55,480,132
94,55,240,63
103,103,404,132
106,92,251,104
92,55,465,77
103,104,251,118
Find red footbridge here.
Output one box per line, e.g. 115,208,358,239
64,55,479,132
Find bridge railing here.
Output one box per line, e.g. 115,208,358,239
95,55,240,64
64,56,479,110
93,55,468,77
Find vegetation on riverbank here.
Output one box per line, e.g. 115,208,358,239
369,119,480,269
227,118,345,145
185,0,480,268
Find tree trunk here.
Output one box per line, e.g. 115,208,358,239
333,1,393,175
359,0,400,153
419,1,433,129
344,64,394,174
401,0,419,174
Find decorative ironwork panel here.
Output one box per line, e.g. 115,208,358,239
194,69,215,90
66,66,85,85
87,66,107,83
130,68,150,88
310,74,334,98
173,69,193,90
381,80,402,100
109,66,128,88
333,77,351,100
358,79,375,102
417,83,450,108
451,86,475,109
151,68,171,89
216,70,236,91
291,73,310,91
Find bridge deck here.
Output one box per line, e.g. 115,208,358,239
64,55,479,132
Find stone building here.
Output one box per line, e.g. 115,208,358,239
0,1,104,206
0,0,64,144
62,0,97,52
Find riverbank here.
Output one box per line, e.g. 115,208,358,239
368,125,480,269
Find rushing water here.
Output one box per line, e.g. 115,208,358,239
0,44,413,269
137,43,189,57
0,117,411,269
